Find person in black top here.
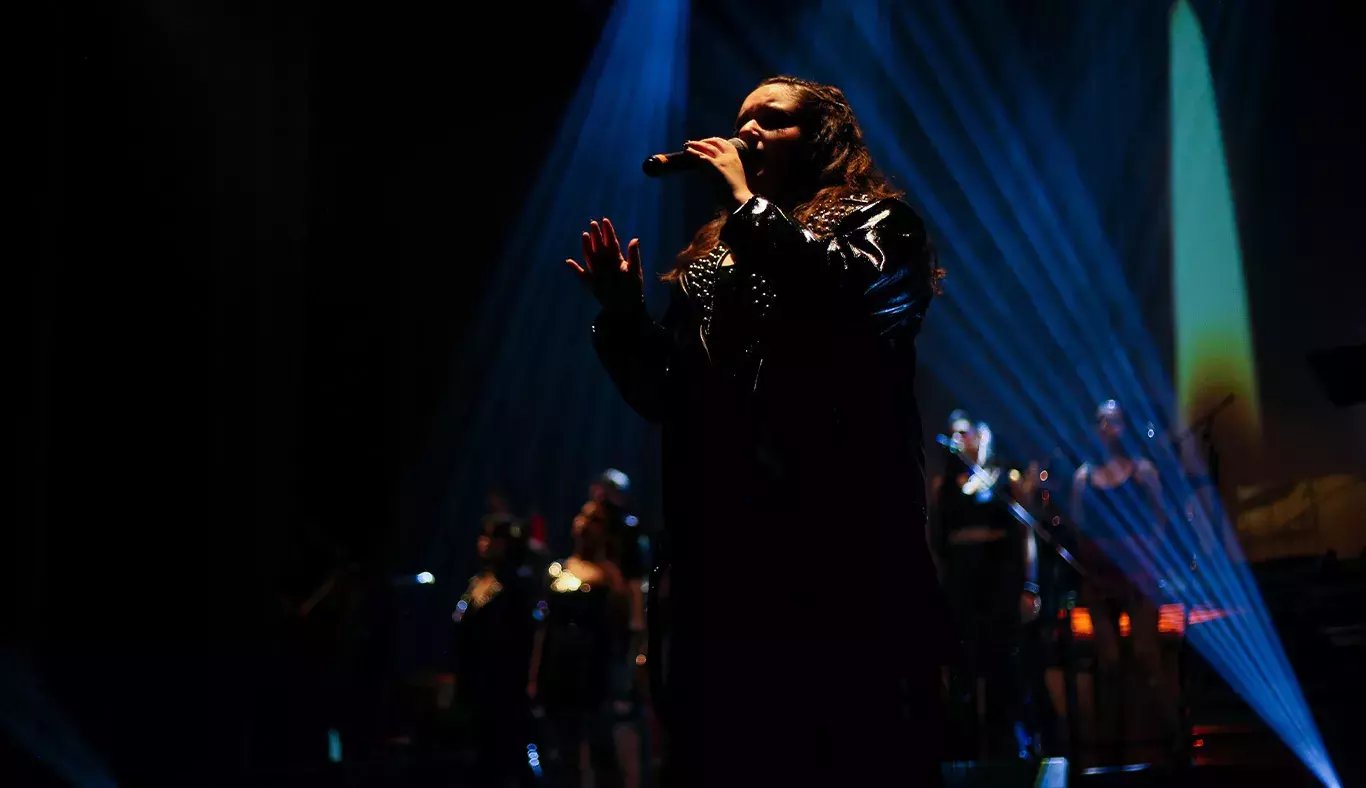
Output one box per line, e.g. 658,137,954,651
568,75,944,786
586,469,651,771
530,501,629,788
933,411,1040,760
451,513,539,787
1069,399,1175,757
588,468,648,639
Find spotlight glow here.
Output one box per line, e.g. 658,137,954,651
410,0,690,591
1171,0,1262,441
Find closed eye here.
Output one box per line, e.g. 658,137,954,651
736,107,797,133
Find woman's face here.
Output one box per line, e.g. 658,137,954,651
573,502,606,551
477,527,503,562
1097,412,1125,445
950,419,979,459
735,84,805,198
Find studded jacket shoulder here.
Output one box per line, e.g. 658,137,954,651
591,193,934,422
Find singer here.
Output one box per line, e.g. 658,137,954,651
566,76,944,785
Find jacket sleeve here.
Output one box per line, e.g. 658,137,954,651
719,196,936,340
590,293,682,423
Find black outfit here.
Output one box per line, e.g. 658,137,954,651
1075,469,1161,622
537,561,627,788
936,454,1031,759
1076,467,1174,757
598,499,650,583
593,195,943,785
452,570,539,787
597,501,650,723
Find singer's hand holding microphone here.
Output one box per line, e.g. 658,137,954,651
682,137,755,207
643,136,754,207
567,136,754,307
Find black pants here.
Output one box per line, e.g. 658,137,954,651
547,704,622,788
468,699,534,788
946,540,1027,759
656,613,944,787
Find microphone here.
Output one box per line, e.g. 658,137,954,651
642,137,751,177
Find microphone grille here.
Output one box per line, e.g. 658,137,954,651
729,137,751,156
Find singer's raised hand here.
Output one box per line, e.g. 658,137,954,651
683,137,754,207
565,218,644,315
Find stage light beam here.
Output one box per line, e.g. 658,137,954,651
1171,0,1262,441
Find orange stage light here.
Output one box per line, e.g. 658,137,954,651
1159,603,1188,635
1071,607,1094,639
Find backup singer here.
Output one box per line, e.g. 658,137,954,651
567,76,944,785
1070,399,1176,756
530,502,630,788
451,514,539,787
933,412,1040,760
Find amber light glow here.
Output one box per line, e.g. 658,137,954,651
1159,603,1188,635
1070,607,1095,639
1188,606,1231,625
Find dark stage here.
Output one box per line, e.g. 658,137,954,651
17,0,1364,786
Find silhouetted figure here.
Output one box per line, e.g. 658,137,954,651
452,514,539,787
933,411,1040,760
1070,399,1176,759
531,502,629,788
571,75,944,785
587,470,652,782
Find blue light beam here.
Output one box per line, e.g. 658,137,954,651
410,0,689,573
743,2,1340,783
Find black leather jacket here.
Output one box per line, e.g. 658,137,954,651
591,194,942,720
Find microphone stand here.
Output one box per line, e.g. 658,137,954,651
1161,395,1234,768
1164,393,1234,489
934,435,1088,577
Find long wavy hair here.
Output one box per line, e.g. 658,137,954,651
665,75,941,288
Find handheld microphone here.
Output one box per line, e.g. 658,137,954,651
642,137,751,177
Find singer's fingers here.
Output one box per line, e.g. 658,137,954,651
683,141,713,158
564,258,588,279
626,238,642,277
589,221,604,257
602,217,621,257
702,136,733,153
698,137,730,156
580,233,595,273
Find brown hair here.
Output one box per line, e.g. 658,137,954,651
665,75,940,289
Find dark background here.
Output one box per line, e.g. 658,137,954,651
19,1,615,783
16,0,1363,784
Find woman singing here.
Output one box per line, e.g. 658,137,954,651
566,76,943,785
